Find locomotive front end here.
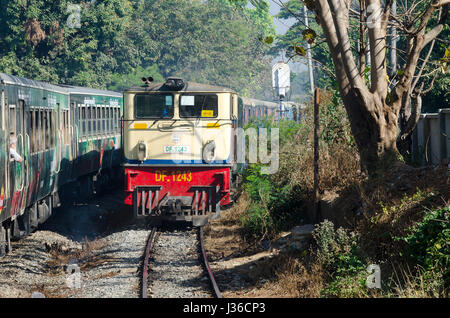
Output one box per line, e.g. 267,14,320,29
123,78,237,226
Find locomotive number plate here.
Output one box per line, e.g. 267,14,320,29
155,170,192,182
164,145,190,154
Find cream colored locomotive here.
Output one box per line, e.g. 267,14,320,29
123,77,298,226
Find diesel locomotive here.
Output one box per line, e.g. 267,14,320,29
123,77,299,226
0,73,123,256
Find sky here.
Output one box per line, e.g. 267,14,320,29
268,1,296,35
266,1,307,73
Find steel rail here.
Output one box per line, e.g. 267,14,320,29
199,227,222,298
141,227,157,298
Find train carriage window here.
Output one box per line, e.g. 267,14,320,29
86,106,91,135
31,110,35,152
134,93,173,119
113,108,117,132
109,108,112,132
34,110,40,151
9,105,16,134
63,110,69,145
51,110,56,148
81,106,86,137
92,106,97,135
97,106,101,135
109,108,115,132
40,110,44,150
106,108,110,132
43,111,49,149
110,108,114,133
102,106,105,132
179,94,218,118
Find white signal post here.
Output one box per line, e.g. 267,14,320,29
272,62,290,120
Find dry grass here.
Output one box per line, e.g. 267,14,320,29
205,89,449,298
204,193,256,261
268,255,324,298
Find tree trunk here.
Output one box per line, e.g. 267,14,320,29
312,0,448,177
342,89,401,177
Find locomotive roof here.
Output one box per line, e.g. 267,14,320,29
125,81,236,94
59,84,123,98
0,72,68,94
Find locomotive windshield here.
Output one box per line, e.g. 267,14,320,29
179,94,218,118
134,93,174,119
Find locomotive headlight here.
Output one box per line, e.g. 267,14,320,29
137,141,147,162
202,141,216,164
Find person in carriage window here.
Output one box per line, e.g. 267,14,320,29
9,133,23,163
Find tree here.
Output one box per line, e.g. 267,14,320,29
0,0,275,96
252,0,449,176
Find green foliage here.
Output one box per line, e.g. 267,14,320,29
108,65,164,92
240,119,306,240
313,220,369,298
274,0,336,91
313,220,363,273
422,72,450,113
399,205,449,281
320,271,369,298
240,91,358,240
0,0,274,95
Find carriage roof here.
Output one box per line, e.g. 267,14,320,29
0,73,122,98
59,84,122,98
0,73,68,94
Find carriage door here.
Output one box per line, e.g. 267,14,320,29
0,89,6,219
17,99,28,213
70,101,77,160
9,99,26,215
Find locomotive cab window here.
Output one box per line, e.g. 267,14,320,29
134,93,174,119
179,94,218,118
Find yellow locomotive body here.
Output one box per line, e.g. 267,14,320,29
123,78,239,226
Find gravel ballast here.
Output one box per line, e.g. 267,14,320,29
149,228,212,298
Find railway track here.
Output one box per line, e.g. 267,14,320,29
199,227,222,298
141,227,158,298
140,225,222,298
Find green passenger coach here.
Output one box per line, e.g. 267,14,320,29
0,73,123,256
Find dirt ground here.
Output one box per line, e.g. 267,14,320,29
203,196,304,298
203,164,450,298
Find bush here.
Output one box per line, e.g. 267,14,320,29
313,220,363,273
239,90,360,240
398,205,449,295
313,220,369,297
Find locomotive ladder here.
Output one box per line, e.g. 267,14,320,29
191,185,221,219
133,186,163,217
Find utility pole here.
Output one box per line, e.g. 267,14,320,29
304,5,314,95
388,1,397,82
313,88,320,223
